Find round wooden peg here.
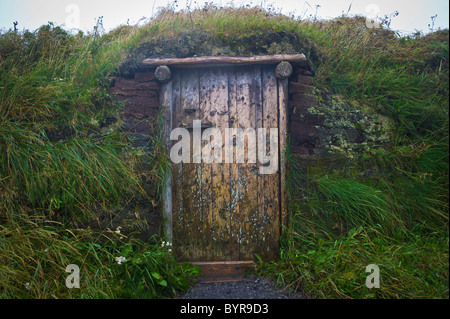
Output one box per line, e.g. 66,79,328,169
275,61,293,79
155,65,172,83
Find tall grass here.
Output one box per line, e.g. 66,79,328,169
308,177,404,236
256,147,448,298
0,21,201,298
0,213,199,298
0,122,142,219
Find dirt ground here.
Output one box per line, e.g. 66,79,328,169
179,276,305,299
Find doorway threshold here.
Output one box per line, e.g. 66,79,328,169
190,261,255,283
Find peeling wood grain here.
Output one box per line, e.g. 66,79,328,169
235,67,253,260
171,72,184,259
253,65,266,259
181,69,200,127
208,68,230,261
227,68,240,261
254,66,266,258
199,69,213,261
278,78,289,233
245,66,260,261
261,65,280,260
160,81,173,244
181,70,203,260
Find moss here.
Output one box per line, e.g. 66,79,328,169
307,90,395,159
115,9,320,76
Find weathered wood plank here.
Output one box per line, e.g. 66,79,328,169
234,67,254,260
160,81,173,244
208,68,230,261
171,72,184,258
191,261,255,281
142,54,307,68
199,69,213,261
227,68,240,261
261,66,280,260
244,65,263,260
254,66,266,257
180,70,203,261
278,78,289,233
181,69,200,127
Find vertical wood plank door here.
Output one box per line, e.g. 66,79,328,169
167,65,288,262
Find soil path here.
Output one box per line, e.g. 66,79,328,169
179,277,304,299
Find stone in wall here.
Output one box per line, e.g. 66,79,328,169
308,93,394,160
288,67,395,187
289,68,394,160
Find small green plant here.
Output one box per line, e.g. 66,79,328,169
111,238,200,298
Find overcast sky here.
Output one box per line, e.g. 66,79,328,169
0,0,448,35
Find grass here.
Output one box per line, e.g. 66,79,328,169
0,213,200,298
256,142,448,298
0,122,143,218
0,3,448,298
0,21,198,298
259,225,448,299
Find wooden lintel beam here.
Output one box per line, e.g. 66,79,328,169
141,54,307,68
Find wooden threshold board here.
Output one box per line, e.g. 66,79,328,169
190,261,255,283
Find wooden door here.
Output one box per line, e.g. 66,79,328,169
163,65,288,261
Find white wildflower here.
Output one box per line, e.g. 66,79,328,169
114,226,124,239
115,256,127,265
161,241,172,248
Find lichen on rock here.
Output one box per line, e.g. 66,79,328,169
308,90,395,159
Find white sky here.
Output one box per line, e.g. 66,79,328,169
0,0,448,35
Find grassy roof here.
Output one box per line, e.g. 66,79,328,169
1,7,447,134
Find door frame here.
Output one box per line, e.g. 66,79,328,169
146,55,308,260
